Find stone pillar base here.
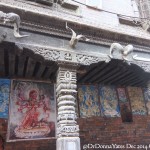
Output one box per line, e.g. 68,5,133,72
57,137,80,150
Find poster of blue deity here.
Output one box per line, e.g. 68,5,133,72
127,87,146,115
143,87,150,115
7,80,56,141
78,85,100,117
99,85,120,117
0,79,10,118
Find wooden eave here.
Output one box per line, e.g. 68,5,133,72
0,2,150,87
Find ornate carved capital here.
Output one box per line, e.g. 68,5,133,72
76,54,108,65
22,44,109,66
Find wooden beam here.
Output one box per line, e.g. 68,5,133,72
102,68,126,84
8,52,16,77
79,62,107,83
98,67,120,83
17,54,27,77
90,64,113,82
118,75,138,85
42,63,57,79
132,82,145,87
78,63,103,82
109,71,132,84
35,63,46,79
25,58,36,78
0,48,5,77
129,79,145,86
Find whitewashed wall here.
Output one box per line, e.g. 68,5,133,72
74,0,139,26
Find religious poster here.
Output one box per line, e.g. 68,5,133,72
7,80,56,141
117,88,132,122
127,87,146,115
99,85,120,117
0,79,10,118
143,87,150,115
78,85,100,117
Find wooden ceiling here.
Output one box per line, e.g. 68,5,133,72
0,42,58,82
78,60,150,87
0,42,149,87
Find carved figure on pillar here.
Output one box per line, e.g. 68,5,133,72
56,63,80,150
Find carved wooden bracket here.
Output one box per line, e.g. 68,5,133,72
0,11,29,38
16,43,150,73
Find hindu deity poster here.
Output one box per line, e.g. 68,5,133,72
143,87,150,115
78,85,100,117
99,85,120,117
127,87,146,115
0,79,10,118
7,80,56,141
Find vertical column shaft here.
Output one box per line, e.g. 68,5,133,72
56,63,80,150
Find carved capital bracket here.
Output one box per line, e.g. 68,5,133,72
0,11,28,38
17,44,150,73
21,44,109,66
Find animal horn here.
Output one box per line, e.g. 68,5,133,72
13,23,29,38
109,43,123,58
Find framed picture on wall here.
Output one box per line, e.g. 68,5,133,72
0,79,10,118
78,85,100,118
99,85,120,117
127,86,146,115
7,79,56,141
143,87,150,115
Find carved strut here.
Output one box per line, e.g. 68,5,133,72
0,11,28,38
66,22,89,48
109,43,133,62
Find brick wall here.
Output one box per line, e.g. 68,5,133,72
1,116,150,150
78,116,150,150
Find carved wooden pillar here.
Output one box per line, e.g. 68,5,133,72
56,63,80,150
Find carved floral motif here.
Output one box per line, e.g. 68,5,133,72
34,48,60,61
76,54,106,65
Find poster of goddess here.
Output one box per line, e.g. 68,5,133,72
0,79,10,118
7,80,56,141
99,85,120,117
127,87,146,115
78,85,100,117
143,87,150,115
